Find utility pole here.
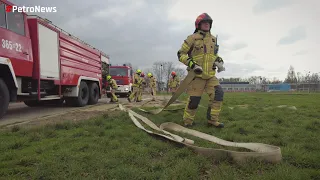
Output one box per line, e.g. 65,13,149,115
318,72,320,92
160,64,163,91
307,71,311,93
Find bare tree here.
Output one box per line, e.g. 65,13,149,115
174,67,187,78
248,76,258,84
143,68,153,75
297,72,303,83
269,77,282,84
152,62,161,81
152,61,177,91
284,65,297,83
152,62,165,91
261,77,267,84
163,62,175,91
310,73,320,83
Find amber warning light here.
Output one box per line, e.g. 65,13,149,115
5,5,57,13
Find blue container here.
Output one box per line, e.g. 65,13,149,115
268,84,290,91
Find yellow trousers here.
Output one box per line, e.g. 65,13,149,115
183,76,224,126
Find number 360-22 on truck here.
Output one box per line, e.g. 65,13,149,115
0,0,110,119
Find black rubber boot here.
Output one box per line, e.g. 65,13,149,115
184,123,196,128
183,121,196,127
207,122,224,128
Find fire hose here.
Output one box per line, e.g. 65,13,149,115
117,67,282,163
119,104,282,163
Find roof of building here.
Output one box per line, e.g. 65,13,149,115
220,82,250,84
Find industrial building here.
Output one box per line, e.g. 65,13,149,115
158,79,320,93
220,82,257,92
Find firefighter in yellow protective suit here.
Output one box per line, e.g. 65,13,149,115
177,13,226,128
106,75,118,103
147,73,157,101
137,72,146,102
168,71,180,95
128,69,143,102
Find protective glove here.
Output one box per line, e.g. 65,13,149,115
194,65,203,74
187,58,203,74
214,61,225,73
215,56,223,63
213,57,225,73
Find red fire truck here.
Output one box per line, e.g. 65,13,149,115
0,0,110,119
106,64,133,97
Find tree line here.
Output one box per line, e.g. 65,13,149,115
235,66,320,85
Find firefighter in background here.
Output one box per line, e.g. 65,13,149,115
147,73,157,101
137,72,146,102
177,13,226,128
128,69,143,102
168,71,180,95
106,75,118,103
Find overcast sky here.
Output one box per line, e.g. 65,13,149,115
11,0,319,80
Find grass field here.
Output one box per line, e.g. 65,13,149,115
0,92,320,180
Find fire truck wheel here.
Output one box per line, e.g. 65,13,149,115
88,82,99,105
0,79,10,119
74,81,89,107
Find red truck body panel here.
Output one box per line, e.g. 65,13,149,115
26,17,103,87
0,9,33,77
59,33,102,86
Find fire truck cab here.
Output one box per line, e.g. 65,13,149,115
107,64,133,97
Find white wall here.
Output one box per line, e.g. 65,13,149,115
38,23,59,79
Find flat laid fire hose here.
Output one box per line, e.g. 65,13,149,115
119,104,282,163
147,70,197,114
124,68,282,163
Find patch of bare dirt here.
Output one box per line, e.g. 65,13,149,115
3,95,173,129
6,104,120,128
228,104,249,110
277,105,297,110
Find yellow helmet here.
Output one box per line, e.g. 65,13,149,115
107,75,111,80
136,69,142,74
147,73,152,77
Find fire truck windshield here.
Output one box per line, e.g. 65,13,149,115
109,68,128,76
